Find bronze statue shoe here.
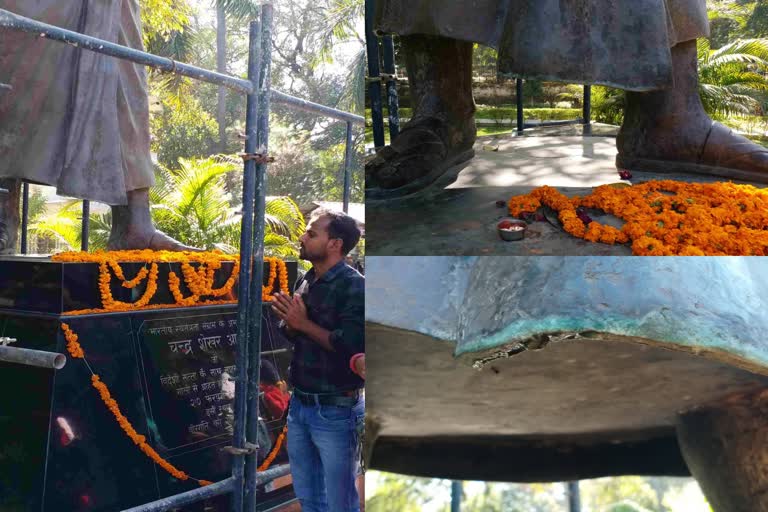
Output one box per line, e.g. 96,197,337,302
617,40,768,184
365,117,476,200
617,121,768,183
367,34,476,200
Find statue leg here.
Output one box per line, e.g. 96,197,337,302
107,189,198,251
0,179,20,254
676,390,768,511
618,39,768,180
365,35,477,199
106,0,197,252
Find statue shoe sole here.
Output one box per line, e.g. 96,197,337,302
365,148,475,202
616,154,768,185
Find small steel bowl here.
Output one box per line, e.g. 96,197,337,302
497,219,527,241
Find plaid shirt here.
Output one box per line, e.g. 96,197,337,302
287,261,365,394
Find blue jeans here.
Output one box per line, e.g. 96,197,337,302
286,393,364,512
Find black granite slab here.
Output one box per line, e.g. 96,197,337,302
0,257,300,512
0,256,298,314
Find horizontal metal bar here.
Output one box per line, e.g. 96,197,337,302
119,465,290,512
252,464,292,485
260,348,288,356
271,90,364,125
0,9,253,94
58,303,243,320
0,345,66,369
523,119,582,128
121,477,236,512
0,10,364,126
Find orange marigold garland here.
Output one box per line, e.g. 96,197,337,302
258,424,288,471
52,250,289,314
61,323,85,359
508,180,768,255
262,257,290,301
107,260,149,288
169,270,201,306
60,323,211,486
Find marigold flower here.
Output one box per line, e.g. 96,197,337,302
508,181,768,255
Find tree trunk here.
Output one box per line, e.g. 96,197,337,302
676,390,768,512
216,2,227,153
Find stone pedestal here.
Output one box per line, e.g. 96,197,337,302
0,257,298,511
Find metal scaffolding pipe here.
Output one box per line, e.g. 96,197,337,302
231,14,263,512
245,5,273,510
0,9,253,94
20,182,28,254
568,481,582,512
381,34,400,140
516,78,524,134
583,85,591,125
343,121,354,213
0,345,66,370
120,477,236,512
271,90,364,125
0,9,361,127
80,200,90,252
365,0,386,148
124,464,290,512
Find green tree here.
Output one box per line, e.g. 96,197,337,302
582,477,659,512
591,85,625,125
697,37,768,116
366,472,450,512
151,156,305,254
150,86,219,169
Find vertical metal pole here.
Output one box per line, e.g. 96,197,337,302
381,34,399,141
80,200,90,251
582,85,591,125
232,12,262,512
365,0,385,148
516,78,524,134
568,481,581,512
244,4,272,511
451,481,462,512
343,121,353,213
20,182,29,254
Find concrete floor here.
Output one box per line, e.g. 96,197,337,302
366,126,767,256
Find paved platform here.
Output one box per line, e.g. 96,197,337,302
366,128,767,256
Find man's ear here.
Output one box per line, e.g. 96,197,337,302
329,238,344,255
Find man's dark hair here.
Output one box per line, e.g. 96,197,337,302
312,208,361,255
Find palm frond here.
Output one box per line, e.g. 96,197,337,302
215,0,261,21
698,37,768,117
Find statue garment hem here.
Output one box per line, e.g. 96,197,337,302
0,0,155,206
374,0,710,91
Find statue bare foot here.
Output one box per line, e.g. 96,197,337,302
107,226,200,252
366,35,477,200
618,39,768,183
107,188,201,252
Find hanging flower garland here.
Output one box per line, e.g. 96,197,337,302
60,323,213,486
263,257,290,302
60,323,289,485
258,424,288,472
508,180,768,255
52,250,291,314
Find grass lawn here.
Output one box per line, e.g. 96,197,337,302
365,107,768,148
